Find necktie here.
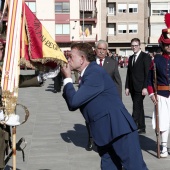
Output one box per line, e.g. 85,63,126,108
132,54,136,66
78,76,82,84
99,59,103,66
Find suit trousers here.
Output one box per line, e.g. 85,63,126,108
97,131,147,170
54,72,62,91
131,92,145,130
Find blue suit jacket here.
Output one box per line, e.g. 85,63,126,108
63,61,137,146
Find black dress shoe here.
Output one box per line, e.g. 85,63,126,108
86,138,93,151
53,90,57,93
53,90,61,93
138,129,146,134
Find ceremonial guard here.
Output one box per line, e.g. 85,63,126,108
147,13,170,158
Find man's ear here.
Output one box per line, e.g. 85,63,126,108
94,50,97,55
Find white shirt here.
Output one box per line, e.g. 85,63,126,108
133,50,141,63
96,57,105,66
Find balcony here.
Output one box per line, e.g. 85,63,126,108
80,11,97,23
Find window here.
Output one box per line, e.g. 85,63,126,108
129,4,138,13
25,2,36,12
80,24,92,36
55,2,70,13
108,3,115,14
151,24,165,37
129,24,138,33
118,24,127,34
118,4,127,13
151,3,169,16
152,10,168,16
107,24,115,35
55,24,70,34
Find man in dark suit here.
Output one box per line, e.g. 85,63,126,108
85,40,122,151
61,42,147,170
125,38,151,134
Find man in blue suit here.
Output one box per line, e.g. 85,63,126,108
61,42,147,170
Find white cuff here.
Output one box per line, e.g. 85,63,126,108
37,75,42,83
63,78,73,86
149,93,154,98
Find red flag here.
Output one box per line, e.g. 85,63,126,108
20,3,67,69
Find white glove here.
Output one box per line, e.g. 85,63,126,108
43,65,60,79
0,110,4,121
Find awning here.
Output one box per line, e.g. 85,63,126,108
80,0,95,11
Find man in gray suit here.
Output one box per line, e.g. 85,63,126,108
86,40,122,151
95,40,122,97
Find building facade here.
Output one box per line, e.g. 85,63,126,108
104,0,148,56
146,0,170,52
0,0,169,56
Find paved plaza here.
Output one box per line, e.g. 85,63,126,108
4,68,170,170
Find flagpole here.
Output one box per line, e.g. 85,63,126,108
83,3,84,43
12,126,17,170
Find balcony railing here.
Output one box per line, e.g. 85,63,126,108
80,12,97,19
79,33,97,41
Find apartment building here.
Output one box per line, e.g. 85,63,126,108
104,0,148,56
0,0,169,55
147,0,170,52
56,0,98,51
24,0,148,56
24,0,98,53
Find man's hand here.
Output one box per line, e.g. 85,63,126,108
142,88,148,96
125,88,130,96
150,94,157,105
61,63,72,78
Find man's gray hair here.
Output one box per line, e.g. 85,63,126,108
95,40,108,50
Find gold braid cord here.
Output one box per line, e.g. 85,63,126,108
16,103,29,125
2,90,17,115
0,90,30,125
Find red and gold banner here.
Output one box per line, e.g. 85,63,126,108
20,3,67,69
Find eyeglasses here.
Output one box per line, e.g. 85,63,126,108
131,45,139,47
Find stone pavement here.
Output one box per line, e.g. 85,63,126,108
4,68,170,170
